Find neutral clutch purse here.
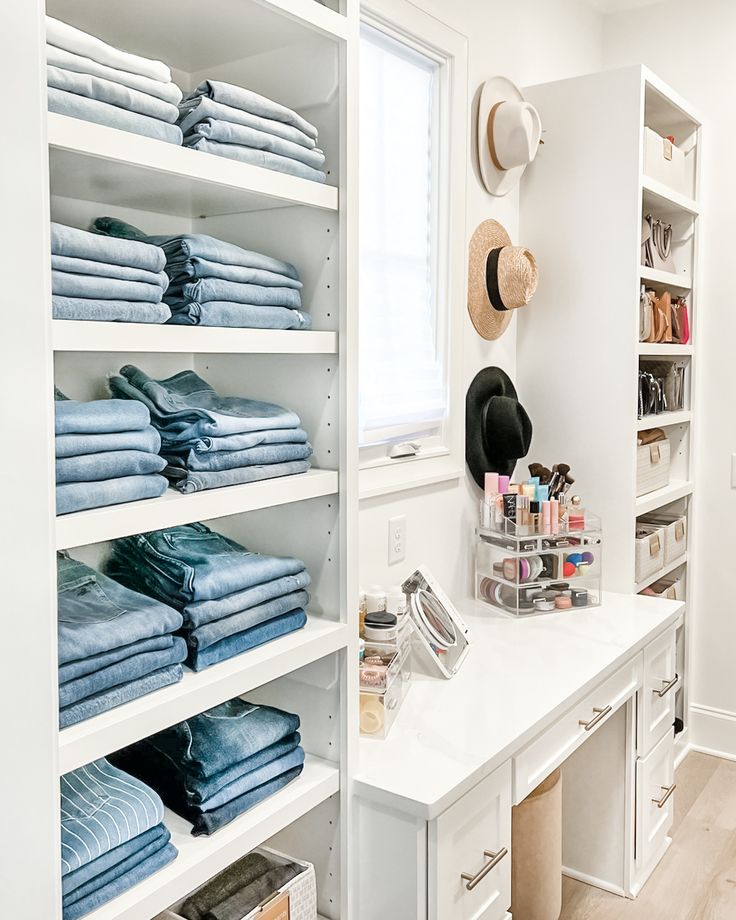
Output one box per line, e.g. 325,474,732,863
642,213,676,273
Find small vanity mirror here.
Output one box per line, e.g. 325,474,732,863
402,566,471,678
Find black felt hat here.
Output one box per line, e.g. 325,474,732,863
466,367,532,486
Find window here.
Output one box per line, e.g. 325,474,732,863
359,2,467,498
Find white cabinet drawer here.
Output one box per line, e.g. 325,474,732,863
636,729,675,872
429,760,512,920
639,627,678,756
514,655,642,803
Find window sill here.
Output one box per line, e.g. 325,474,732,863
359,455,465,501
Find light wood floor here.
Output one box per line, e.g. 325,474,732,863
560,752,736,920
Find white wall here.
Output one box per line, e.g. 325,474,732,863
359,0,604,598
602,0,736,755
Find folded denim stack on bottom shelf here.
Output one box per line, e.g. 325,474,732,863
51,222,171,323
177,850,305,920
110,698,305,836
107,522,310,671
178,80,327,183
55,390,168,514
57,552,186,728
61,758,176,920
92,216,311,329
46,16,183,144
108,365,313,493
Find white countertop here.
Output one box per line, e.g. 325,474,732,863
355,591,683,819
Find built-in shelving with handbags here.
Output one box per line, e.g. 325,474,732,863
518,65,701,768
4,1,357,918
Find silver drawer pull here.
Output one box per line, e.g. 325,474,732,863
654,674,679,698
578,705,612,731
652,783,676,808
461,847,509,891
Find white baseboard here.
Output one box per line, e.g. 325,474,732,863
562,865,625,898
690,703,736,760
674,736,691,768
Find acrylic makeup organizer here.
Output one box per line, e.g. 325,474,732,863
475,500,603,617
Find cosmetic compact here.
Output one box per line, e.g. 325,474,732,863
363,612,398,642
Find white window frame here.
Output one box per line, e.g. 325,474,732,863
358,0,468,501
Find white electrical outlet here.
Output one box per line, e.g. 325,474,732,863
388,515,406,564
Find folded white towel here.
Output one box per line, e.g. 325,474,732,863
46,16,171,84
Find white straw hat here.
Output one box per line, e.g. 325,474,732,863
478,76,542,197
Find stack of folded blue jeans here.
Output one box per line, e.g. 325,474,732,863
108,365,313,493
55,389,168,514
110,698,305,836
51,223,171,323
57,552,186,728
178,80,327,183
46,16,183,144
61,758,177,919
106,523,310,671
92,216,311,329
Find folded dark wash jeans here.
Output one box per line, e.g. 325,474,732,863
178,852,272,920
109,365,301,438
107,522,307,605
55,396,150,436
189,608,307,671
60,664,184,728
59,637,187,708
59,634,175,684
167,458,311,494
164,277,302,309
52,269,165,303
62,824,168,897
128,697,300,780
194,747,305,813
56,448,166,484
166,301,312,330
56,426,161,459
51,221,165,273
92,217,299,278
57,552,182,664
63,841,177,920
166,256,301,289
183,571,311,628
189,589,309,651
165,426,308,455
56,473,168,515
169,441,312,474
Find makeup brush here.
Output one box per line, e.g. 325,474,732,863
528,462,552,484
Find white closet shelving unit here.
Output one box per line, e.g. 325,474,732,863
518,65,701,768
5,1,357,919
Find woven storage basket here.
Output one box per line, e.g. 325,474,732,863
635,523,665,584
636,438,670,497
640,572,685,601
639,511,687,565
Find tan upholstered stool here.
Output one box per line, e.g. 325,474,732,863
511,768,562,920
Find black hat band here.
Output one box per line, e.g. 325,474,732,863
485,248,507,312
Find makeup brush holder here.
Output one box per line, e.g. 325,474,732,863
475,502,602,617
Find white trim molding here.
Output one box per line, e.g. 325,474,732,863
689,703,736,761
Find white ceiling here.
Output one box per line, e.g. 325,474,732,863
584,0,667,12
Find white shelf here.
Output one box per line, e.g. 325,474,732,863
635,552,688,593
59,620,349,774
48,114,339,218
55,469,339,549
635,479,693,515
637,409,692,430
639,265,692,292
637,342,693,356
83,755,339,920
51,321,338,355
642,175,699,217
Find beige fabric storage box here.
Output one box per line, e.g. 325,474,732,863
635,523,665,584
512,768,562,920
644,127,688,196
639,511,687,564
157,847,317,920
640,572,685,601
636,438,670,497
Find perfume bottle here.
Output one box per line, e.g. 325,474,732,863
569,495,585,531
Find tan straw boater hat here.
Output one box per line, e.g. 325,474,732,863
467,219,539,340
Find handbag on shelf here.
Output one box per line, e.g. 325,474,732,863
639,287,672,343
671,296,690,344
641,213,676,273
639,286,653,342
639,360,686,418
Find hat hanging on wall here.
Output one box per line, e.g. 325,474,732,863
478,75,542,197
467,219,538,340
466,366,532,485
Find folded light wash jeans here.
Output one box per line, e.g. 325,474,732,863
59,637,187,707
164,277,302,309
166,426,308,455
166,302,311,329
48,87,183,145
56,473,168,515
51,254,169,288
107,522,307,604
59,634,176,683
187,119,325,169
60,758,164,875
189,608,307,671
165,256,301,288
53,295,172,323
108,365,301,439
56,426,161,459
178,96,316,149
168,441,312,474
166,459,311,494
51,222,165,273
183,570,311,629
189,589,309,651
62,825,169,897
57,551,182,664
183,135,327,183
55,396,150,436
56,449,166,484
60,664,183,728
52,269,165,303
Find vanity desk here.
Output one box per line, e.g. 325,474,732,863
355,592,683,920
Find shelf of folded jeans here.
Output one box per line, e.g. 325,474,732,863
81,754,339,920
48,114,339,218
51,320,339,354
55,469,339,549
58,618,348,773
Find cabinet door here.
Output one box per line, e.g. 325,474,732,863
639,627,677,757
636,729,675,872
430,761,512,920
